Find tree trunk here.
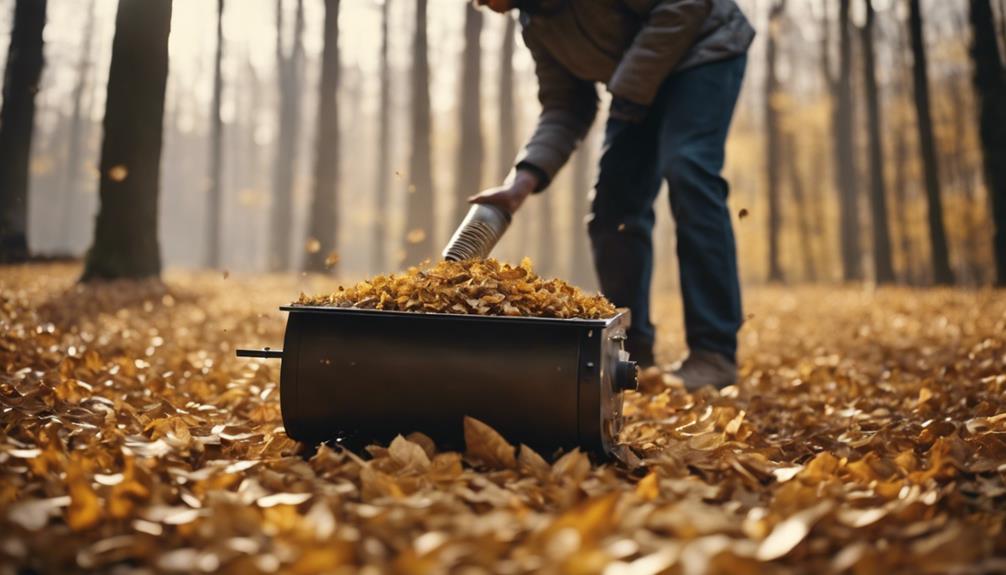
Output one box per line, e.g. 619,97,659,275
452,3,483,229
538,186,554,276
892,119,916,284
836,0,862,281
403,0,435,264
861,0,894,284
0,0,47,263
970,0,1006,285
372,0,391,274
908,0,954,284
765,0,785,282
206,0,225,268
570,138,594,288
497,16,517,183
304,0,340,273
786,134,817,282
269,0,305,272
82,0,171,281
58,0,96,254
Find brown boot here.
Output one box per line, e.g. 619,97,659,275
671,350,737,392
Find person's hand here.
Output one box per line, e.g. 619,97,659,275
467,169,540,215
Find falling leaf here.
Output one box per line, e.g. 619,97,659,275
108,165,129,182
406,228,427,245
738,208,749,219
463,416,516,470
305,238,322,254
325,251,340,268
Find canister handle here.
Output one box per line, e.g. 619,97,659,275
236,348,284,359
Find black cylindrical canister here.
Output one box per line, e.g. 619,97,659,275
241,307,636,457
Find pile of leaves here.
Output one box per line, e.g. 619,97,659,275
2,264,1006,574
296,258,617,319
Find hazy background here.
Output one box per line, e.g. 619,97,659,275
4,0,1000,289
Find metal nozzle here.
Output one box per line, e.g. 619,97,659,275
442,204,512,261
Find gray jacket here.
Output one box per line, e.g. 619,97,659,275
516,0,755,188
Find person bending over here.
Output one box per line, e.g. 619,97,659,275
471,0,754,391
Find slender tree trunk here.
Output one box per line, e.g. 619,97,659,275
305,0,340,273
372,0,391,274
861,0,894,284
811,133,833,278
206,0,225,267
570,137,594,287
786,134,817,282
765,0,785,282
908,0,954,284
970,0,1006,286
497,16,516,183
58,0,96,254
452,3,483,229
998,0,1006,58
893,120,916,284
836,0,862,281
538,185,554,276
82,0,171,281
269,0,305,272
403,0,435,264
0,0,47,263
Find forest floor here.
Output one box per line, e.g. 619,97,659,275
1,263,1005,574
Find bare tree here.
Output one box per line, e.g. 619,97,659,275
908,0,954,284
305,0,341,273
452,3,483,228
836,0,862,281
82,0,172,281
861,0,894,283
0,0,47,263
765,0,786,282
206,0,225,268
497,16,517,182
269,0,305,271
403,0,435,264
970,0,1006,285
372,0,391,273
58,0,96,254
786,133,817,281
570,139,594,287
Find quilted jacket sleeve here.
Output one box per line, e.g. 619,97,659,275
516,29,599,191
609,0,713,106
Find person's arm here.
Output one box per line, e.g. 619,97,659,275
516,30,598,191
608,0,712,120
469,27,597,213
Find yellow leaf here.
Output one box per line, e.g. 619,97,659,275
635,472,660,501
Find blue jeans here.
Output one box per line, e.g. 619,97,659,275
588,55,746,364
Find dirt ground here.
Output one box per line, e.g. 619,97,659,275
1,263,1005,574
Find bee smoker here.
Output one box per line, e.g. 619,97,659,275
237,307,638,457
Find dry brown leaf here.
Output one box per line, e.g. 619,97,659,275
463,416,516,470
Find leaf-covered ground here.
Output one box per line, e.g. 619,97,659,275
2,264,1005,574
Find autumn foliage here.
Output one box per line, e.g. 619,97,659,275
2,264,1006,573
